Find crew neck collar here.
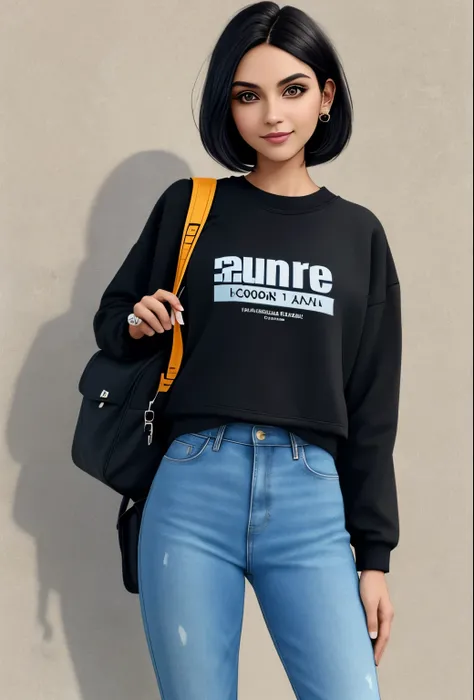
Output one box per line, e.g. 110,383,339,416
229,175,338,213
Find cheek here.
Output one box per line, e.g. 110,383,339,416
231,105,258,141
293,96,320,132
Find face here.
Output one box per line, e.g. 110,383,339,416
230,43,335,166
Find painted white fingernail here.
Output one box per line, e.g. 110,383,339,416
369,631,378,639
176,311,184,325
170,310,176,326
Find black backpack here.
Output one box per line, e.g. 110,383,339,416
71,177,216,592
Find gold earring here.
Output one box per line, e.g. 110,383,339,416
319,112,331,123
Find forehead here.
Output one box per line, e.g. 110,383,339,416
233,44,316,85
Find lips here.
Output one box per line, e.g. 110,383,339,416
262,132,293,143
263,131,292,138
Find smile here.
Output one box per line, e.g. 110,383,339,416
262,132,293,144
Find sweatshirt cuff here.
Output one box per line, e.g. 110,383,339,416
118,317,157,359
355,544,392,573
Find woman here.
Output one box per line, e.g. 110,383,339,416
94,3,402,698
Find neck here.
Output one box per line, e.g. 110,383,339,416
245,157,320,197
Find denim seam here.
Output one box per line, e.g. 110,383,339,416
265,448,272,527
301,445,340,480
162,436,210,462
138,489,167,699
249,505,271,533
246,444,258,574
249,443,272,534
255,600,303,700
173,437,196,447
190,435,310,449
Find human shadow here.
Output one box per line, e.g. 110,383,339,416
7,151,192,699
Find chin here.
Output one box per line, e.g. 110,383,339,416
258,150,301,163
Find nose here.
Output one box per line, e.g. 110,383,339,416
264,114,283,126
263,98,284,126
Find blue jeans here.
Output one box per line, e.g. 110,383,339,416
138,423,381,699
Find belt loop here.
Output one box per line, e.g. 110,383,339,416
289,432,299,460
212,424,227,451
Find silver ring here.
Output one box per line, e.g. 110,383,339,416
127,313,143,326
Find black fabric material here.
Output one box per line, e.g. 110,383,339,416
71,350,170,499
116,497,146,593
91,175,403,573
72,178,198,592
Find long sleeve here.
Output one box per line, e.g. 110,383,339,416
336,232,402,573
93,180,189,360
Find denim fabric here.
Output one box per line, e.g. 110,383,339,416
138,423,381,699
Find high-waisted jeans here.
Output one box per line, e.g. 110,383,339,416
138,423,381,699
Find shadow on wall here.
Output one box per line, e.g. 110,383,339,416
7,151,192,700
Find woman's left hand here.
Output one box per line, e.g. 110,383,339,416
359,570,395,666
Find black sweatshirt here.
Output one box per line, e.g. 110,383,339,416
94,176,402,573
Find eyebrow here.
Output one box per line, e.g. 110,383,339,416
231,72,312,90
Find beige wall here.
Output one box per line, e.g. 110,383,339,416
1,1,472,698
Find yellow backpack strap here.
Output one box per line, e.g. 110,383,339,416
158,177,217,393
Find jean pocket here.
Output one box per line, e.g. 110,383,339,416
163,433,210,462
300,444,339,480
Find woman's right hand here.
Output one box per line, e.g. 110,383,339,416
128,289,184,340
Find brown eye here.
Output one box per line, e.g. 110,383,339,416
233,85,307,104
235,91,257,103
284,85,307,97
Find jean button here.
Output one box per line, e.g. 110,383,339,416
256,430,266,441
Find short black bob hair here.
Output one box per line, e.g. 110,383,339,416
198,2,354,172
